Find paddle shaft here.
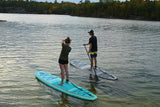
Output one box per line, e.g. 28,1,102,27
84,45,91,61
84,45,98,77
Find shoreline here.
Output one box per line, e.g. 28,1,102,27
0,12,159,22
0,20,7,22
70,14,159,22
0,1,160,21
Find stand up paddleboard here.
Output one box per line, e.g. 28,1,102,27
35,71,97,101
70,60,118,80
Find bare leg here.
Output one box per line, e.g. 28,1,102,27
64,64,69,83
94,57,97,69
58,64,65,85
88,58,93,71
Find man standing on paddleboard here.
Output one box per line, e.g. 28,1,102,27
58,37,72,85
83,30,98,70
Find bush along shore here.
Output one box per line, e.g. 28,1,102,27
0,0,160,21
0,20,7,22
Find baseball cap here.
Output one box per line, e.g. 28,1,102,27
88,30,94,34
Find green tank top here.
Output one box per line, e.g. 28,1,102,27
59,43,71,61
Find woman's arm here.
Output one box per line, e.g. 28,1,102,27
62,40,65,44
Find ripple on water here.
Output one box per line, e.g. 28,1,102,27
0,13,160,107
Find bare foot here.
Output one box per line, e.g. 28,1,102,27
58,83,63,85
88,68,92,71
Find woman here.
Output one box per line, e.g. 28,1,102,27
58,37,72,85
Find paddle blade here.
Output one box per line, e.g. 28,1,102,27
94,75,99,82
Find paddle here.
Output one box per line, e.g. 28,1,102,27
84,45,99,81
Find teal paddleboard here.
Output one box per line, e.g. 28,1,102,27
35,71,97,101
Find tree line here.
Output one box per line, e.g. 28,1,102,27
0,0,160,21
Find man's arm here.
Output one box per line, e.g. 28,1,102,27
83,43,89,46
89,43,92,52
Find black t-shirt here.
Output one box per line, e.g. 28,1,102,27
89,36,97,52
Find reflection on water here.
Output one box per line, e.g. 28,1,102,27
88,74,97,94
0,13,160,106
58,93,70,106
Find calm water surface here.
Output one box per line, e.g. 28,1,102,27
0,13,160,107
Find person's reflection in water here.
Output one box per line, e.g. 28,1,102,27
58,93,70,106
88,74,97,94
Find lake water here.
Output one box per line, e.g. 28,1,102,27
0,13,160,107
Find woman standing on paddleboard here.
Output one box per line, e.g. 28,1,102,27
58,37,72,85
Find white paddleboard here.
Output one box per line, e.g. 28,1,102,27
70,60,118,80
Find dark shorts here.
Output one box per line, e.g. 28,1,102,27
59,59,68,65
90,51,97,58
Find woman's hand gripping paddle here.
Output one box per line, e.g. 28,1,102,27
84,45,99,82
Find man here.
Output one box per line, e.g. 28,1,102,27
83,30,98,70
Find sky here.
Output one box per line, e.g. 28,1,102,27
36,0,100,3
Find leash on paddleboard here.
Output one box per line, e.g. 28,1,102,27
84,45,99,81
